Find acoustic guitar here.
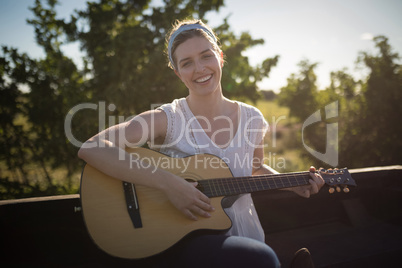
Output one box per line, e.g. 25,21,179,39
80,147,356,259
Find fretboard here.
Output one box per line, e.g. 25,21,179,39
198,172,311,198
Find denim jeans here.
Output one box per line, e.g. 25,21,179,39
140,234,281,268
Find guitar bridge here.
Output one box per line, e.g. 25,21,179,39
123,182,143,229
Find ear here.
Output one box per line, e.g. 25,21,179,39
220,51,224,68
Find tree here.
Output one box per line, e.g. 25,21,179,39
350,35,402,166
0,0,93,198
278,36,402,169
275,59,324,168
1,0,279,198
277,59,319,122
63,0,278,115
215,18,279,102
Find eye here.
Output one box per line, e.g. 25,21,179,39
181,61,192,68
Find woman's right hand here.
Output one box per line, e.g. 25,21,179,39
163,176,215,221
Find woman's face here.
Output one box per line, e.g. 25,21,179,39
173,36,223,97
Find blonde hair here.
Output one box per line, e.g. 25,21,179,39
166,19,221,69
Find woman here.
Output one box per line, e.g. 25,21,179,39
78,19,324,268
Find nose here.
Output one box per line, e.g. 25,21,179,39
194,60,205,73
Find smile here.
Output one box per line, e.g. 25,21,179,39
195,74,212,83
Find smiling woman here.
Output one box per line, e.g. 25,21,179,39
78,18,324,268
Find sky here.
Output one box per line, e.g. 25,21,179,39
1,0,401,92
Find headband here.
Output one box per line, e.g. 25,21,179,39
168,24,217,69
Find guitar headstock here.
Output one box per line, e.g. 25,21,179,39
319,168,356,194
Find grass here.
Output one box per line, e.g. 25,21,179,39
253,99,309,173
0,160,81,200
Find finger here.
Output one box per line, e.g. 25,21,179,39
309,166,316,173
184,209,198,221
198,192,211,205
309,179,319,194
196,190,215,211
316,174,325,187
309,169,324,186
301,188,310,198
191,205,212,218
196,198,215,212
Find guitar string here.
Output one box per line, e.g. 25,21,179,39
199,172,312,197
198,170,351,197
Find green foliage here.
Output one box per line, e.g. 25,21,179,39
277,59,318,121
344,35,402,167
65,0,275,114
216,18,279,103
0,0,278,199
277,36,402,169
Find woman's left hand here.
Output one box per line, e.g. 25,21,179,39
291,166,325,198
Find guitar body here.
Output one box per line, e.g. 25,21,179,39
80,147,233,259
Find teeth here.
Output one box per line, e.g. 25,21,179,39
196,75,212,83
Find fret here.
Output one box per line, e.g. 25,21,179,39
206,179,215,197
282,177,288,187
252,178,259,192
219,179,231,196
235,178,245,194
272,177,279,189
290,175,296,187
216,179,224,196
233,178,243,195
228,178,236,195
258,177,266,190
293,175,301,186
211,178,219,196
217,179,227,196
222,178,236,196
263,178,274,191
246,178,254,193
286,176,292,187
281,177,286,187
293,173,300,187
242,178,248,192
252,179,259,191
271,178,279,189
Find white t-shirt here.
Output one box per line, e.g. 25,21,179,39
149,98,269,242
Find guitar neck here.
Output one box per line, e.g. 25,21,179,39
198,172,311,198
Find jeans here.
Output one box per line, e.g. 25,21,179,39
139,234,281,268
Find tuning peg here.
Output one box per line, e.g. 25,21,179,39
336,186,341,192
343,186,350,193
329,187,335,194
319,167,326,174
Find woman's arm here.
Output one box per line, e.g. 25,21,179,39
78,109,168,187
78,109,214,220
